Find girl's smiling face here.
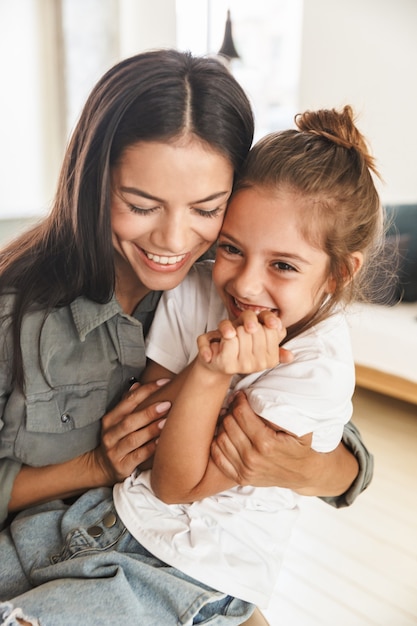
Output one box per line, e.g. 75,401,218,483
111,137,234,310
213,185,335,332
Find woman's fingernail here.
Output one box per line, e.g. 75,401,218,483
158,419,167,429
156,378,171,386
156,401,171,414
129,382,140,391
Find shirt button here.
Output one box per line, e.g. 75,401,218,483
87,525,103,538
61,413,71,424
103,512,117,528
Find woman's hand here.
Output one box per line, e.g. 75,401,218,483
211,391,358,496
89,380,171,485
9,380,172,515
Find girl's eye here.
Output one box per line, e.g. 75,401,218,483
193,207,224,219
128,204,159,215
219,243,242,256
274,261,296,272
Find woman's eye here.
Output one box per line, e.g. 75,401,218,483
194,207,224,219
128,204,159,215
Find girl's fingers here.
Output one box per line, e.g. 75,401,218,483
217,319,237,339
257,309,282,329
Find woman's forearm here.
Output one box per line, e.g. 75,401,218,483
295,440,359,497
8,452,107,513
211,392,360,497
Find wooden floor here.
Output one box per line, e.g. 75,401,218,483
262,387,417,626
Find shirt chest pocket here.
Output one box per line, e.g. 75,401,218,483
25,383,108,434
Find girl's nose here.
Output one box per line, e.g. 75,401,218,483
233,261,263,298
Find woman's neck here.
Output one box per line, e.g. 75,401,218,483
115,277,150,315
114,257,150,315
114,269,151,314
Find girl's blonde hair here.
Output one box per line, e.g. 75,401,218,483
235,105,383,339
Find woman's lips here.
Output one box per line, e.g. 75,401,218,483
137,246,190,272
145,251,186,265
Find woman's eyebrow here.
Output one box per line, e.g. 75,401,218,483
119,186,230,204
119,186,164,202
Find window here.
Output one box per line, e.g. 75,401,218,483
176,0,303,140
0,1,302,219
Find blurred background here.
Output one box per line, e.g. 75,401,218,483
1,0,416,221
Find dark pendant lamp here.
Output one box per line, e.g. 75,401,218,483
218,10,240,60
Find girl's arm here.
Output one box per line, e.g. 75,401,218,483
142,323,365,504
151,314,283,503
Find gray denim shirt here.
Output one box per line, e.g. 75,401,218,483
0,291,161,523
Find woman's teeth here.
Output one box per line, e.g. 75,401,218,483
146,252,186,265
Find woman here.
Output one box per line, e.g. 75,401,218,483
0,50,369,533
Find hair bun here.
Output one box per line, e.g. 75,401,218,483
295,105,378,176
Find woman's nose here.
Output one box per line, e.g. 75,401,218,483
154,211,188,252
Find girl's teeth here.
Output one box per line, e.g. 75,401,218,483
233,298,277,315
146,252,185,265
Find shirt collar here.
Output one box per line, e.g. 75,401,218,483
70,295,122,341
70,291,162,341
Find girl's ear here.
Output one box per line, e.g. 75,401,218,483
325,251,364,295
350,251,364,277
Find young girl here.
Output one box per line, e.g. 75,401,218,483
0,106,380,626
113,106,383,615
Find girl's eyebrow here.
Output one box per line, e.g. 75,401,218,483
119,186,230,204
219,230,312,265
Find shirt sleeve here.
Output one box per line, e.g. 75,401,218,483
145,263,214,373
320,420,374,508
145,288,192,374
0,309,18,526
242,318,355,453
0,459,21,527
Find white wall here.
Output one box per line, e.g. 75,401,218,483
119,0,176,58
0,0,177,220
0,0,63,217
1,0,415,220
299,0,417,204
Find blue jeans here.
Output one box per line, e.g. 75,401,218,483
0,488,253,626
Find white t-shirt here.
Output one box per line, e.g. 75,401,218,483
114,261,355,607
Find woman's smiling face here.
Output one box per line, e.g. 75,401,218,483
213,185,335,332
111,137,234,310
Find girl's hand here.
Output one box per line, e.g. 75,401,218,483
197,310,290,374
89,380,171,485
